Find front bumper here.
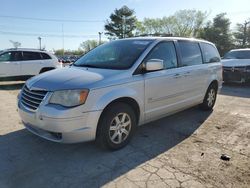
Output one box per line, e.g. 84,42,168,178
223,67,250,83
18,100,102,143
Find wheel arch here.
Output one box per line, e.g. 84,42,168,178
95,96,141,139
102,97,140,124
209,80,219,90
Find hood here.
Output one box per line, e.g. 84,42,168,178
221,59,250,67
26,66,123,91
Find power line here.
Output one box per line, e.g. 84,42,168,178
0,15,104,23
0,30,98,38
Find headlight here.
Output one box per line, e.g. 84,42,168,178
50,89,89,107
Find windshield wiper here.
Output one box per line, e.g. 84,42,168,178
73,64,100,68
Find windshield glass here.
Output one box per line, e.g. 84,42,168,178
73,39,153,70
224,50,250,59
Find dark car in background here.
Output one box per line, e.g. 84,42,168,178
222,49,250,83
58,55,80,65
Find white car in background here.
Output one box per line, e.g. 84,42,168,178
222,49,250,83
0,48,62,80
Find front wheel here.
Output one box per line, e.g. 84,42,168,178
200,84,217,111
96,102,136,150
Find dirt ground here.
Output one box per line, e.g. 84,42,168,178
0,81,249,188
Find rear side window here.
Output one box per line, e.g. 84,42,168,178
200,43,220,63
41,53,51,59
145,42,178,69
22,52,41,61
178,41,203,66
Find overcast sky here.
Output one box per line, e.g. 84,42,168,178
0,0,250,51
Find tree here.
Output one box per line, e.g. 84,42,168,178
135,10,208,37
79,40,99,53
105,5,137,39
9,40,21,48
169,10,208,37
233,20,250,47
54,49,84,56
198,13,234,56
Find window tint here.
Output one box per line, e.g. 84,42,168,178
145,42,177,69
41,53,51,59
200,43,220,63
179,41,202,66
10,51,23,61
22,52,41,61
0,52,11,62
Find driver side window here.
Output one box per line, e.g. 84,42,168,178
145,42,178,69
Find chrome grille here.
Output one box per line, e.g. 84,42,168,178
21,85,48,111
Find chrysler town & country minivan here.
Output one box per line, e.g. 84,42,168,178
18,37,222,150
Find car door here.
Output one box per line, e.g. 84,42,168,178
143,41,191,121
176,40,206,102
0,51,21,77
20,51,43,76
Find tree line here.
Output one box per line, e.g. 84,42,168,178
54,6,250,56
104,6,250,56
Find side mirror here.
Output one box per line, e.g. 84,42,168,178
145,59,164,71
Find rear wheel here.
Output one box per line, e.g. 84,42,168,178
96,102,136,150
200,84,217,111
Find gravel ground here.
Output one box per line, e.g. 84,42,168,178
0,81,249,188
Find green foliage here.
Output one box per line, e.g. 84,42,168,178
233,21,250,47
135,10,208,37
104,5,137,39
54,49,84,56
79,40,98,52
79,40,106,53
198,13,234,56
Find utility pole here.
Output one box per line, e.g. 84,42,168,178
38,37,41,50
243,21,250,47
98,32,103,45
62,23,64,55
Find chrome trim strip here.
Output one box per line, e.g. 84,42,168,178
148,89,195,103
22,92,43,101
21,95,41,105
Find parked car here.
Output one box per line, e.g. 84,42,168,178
222,49,250,83
18,37,222,150
0,48,62,80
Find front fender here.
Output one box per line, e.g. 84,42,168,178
90,84,144,123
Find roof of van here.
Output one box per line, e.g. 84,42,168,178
119,36,215,45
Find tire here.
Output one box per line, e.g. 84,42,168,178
96,102,137,150
200,84,217,111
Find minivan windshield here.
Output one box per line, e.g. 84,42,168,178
73,39,153,70
223,50,250,59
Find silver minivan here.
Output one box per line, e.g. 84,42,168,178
18,37,222,150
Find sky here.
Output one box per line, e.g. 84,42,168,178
0,0,250,51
